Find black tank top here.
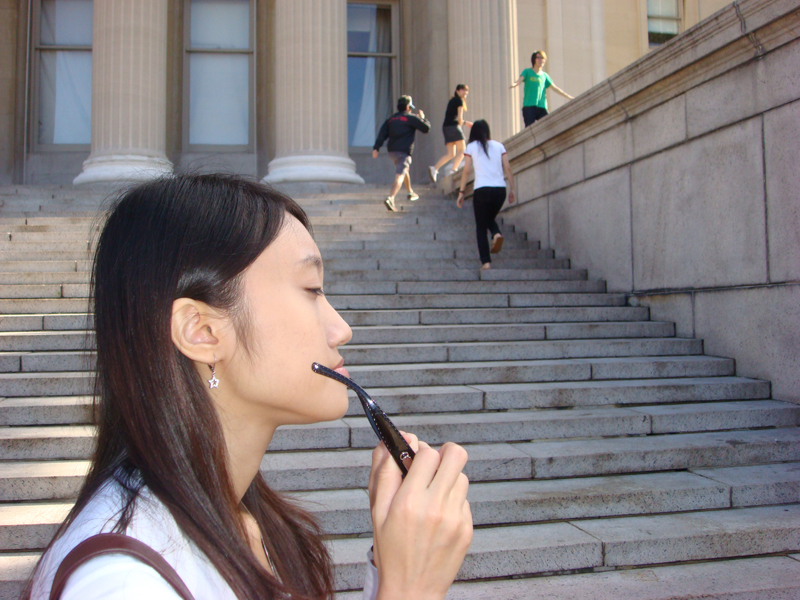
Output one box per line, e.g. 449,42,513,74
443,96,464,127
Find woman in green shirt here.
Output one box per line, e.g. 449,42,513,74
510,51,573,127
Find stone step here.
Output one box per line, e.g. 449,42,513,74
0,334,691,372
0,314,89,333
3,402,791,460
319,247,554,260
347,356,735,387
0,355,735,396
0,299,89,315
0,443,528,501
692,461,800,507
0,261,80,274
337,556,800,599
317,239,539,252
331,505,800,590
348,323,671,345
0,377,768,425
514,427,800,478
0,272,88,285
475,376,771,410
326,268,587,282
340,305,635,327
0,470,741,551
346,401,798,447
329,295,631,311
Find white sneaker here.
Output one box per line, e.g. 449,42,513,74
428,166,438,183
407,191,419,201
384,196,397,212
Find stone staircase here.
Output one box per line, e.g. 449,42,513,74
0,185,799,599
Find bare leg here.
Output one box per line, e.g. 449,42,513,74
403,172,413,193
388,174,405,200
451,140,467,171
433,143,457,172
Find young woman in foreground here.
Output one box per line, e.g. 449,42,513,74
457,120,516,270
25,175,472,599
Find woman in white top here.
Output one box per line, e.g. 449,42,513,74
25,175,472,600
457,120,516,269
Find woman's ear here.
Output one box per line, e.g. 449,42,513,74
171,298,226,364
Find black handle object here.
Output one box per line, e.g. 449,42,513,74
312,363,415,476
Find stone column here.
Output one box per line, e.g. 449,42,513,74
447,0,519,142
589,0,607,85
73,0,172,185
263,0,363,184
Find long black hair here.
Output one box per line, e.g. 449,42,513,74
468,119,491,156
24,174,334,599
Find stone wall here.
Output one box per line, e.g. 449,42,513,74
486,0,799,401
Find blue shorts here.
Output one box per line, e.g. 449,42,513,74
388,151,412,176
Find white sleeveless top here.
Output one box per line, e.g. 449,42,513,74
31,479,378,600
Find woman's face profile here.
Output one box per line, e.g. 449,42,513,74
217,214,352,427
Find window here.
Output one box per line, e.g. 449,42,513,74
347,2,398,147
184,0,253,148
35,0,93,146
647,0,680,47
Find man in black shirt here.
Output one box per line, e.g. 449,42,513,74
372,95,431,211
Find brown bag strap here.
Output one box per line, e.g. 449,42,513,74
50,532,195,600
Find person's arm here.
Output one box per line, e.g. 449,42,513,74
550,83,574,100
373,120,389,156
456,105,464,126
456,155,473,209
369,434,472,600
509,74,524,89
501,152,515,205
412,112,431,133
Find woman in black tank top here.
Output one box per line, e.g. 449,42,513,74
429,84,472,183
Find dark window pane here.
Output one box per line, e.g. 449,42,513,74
347,4,391,53
348,56,392,146
38,50,92,144
40,0,93,46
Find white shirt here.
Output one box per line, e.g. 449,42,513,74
465,139,507,190
31,478,378,600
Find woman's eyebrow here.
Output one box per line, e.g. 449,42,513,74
297,254,324,273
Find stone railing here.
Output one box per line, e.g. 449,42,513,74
443,0,800,401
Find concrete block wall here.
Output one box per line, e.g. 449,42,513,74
491,0,800,401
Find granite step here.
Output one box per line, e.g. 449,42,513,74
331,505,800,590
0,470,743,550
0,377,769,426
0,337,698,373
0,299,89,315
0,355,735,396
328,268,587,283
0,327,684,362
0,314,90,333
514,427,800,478
337,556,800,599
4,402,793,460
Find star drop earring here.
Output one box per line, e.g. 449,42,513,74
208,357,220,389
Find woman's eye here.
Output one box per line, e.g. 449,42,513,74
307,287,325,296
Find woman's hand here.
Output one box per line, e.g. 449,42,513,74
456,192,465,209
369,433,473,600
508,189,516,204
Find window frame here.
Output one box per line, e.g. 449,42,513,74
346,0,400,151
182,0,256,153
30,0,93,152
646,0,683,48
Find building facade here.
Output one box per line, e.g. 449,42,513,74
0,0,731,186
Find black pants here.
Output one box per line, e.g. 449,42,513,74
522,106,548,127
472,186,506,265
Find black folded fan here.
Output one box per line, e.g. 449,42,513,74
311,362,415,476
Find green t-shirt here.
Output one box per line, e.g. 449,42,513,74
521,68,553,109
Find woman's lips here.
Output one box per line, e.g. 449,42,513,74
332,360,349,379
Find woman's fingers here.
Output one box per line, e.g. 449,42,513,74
429,442,469,497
